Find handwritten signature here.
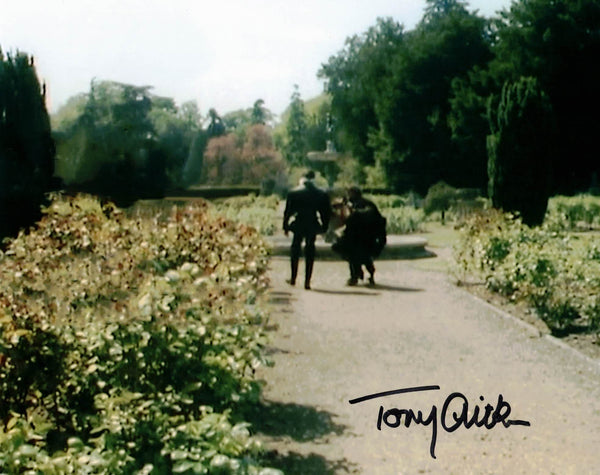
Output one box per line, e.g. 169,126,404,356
349,385,531,459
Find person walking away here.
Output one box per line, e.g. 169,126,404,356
283,171,331,289
333,186,386,286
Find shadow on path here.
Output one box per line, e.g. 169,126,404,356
261,279,360,472
311,283,424,295
244,399,346,441
262,450,360,475
311,288,379,296
369,283,424,292
243,399,357,474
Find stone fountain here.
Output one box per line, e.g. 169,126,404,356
306,115,341,188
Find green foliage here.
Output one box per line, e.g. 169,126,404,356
282,86,308,167
367,194,410,209
316,0,600,197
150,99,203,189
447,68,494,191
380,1,491,194
207,109,226,138
53,80,168,202
320,5,492,193
491,0,600,194
453,209,600,333
545,195,600,231
0,49,56,239
210,195,281,236
382,206,425,234
0,194,281,473
423,181,457,215
319,17,404,165
487,77,555,226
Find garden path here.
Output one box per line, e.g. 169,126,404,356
254,248,600,474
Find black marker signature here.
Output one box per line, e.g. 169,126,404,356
349,385,531,459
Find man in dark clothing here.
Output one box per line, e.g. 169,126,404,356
332,186,386,286
283,171,331,289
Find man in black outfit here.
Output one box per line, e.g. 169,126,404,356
283,171,331,289
333,186,386,286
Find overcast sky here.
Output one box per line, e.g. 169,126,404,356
1,0,512,117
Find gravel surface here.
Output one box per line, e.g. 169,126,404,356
255,253,600,474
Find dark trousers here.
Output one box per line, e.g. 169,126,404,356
290,232,316,286
349,257,375,280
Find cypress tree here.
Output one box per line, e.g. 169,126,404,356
487,77,555,226
0,49,56,239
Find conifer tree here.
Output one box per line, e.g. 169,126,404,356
487,77,555,226
0,49,56,238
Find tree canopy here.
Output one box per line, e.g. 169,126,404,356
318,0,600,198
0,49,56,238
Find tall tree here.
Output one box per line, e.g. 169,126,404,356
490,0,600,194
53,80,165,203
447,66,497,191
251,99,268,125
241,124,285,185
150,99,202,188
282,85,308,167
319,17,405,164
487,77,556,226
376,0,492,193
0,50,56,238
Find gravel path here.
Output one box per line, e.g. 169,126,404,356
255,252,600,474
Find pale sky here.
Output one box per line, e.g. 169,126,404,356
1,0,512,117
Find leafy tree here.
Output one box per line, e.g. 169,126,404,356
447,62,503,193
223,100,274,141
150,99,202,188
53,80,166,203
251,98,273,125
181,129,209,187
487,77,556,226
376,0,492,194
202,134,241,185
0,49,56,238
305,100,331,154
490,0,600,194
319,17,405,164
241,124,285,186
282,85,308,166
423,180,458,223
223,109,252,134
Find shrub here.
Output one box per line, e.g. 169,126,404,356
382,206,425,234
423,181,457,219
545,194,600,231
453,208,600,333
211,195,280,236
0,194,281,473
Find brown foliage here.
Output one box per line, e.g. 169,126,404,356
202,126,284,186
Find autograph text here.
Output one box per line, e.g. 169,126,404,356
349,385,531,459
